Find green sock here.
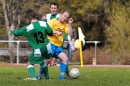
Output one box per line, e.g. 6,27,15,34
66,65,69,74
28,65,36,78
42,66,49,79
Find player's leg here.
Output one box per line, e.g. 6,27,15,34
54,46,70,79
56,58,61,66
65,65,70,76
40,63,50,79
37,66,43,79
58,52,68,79
24,62,37,80
27,62,36,78
37,58,53,79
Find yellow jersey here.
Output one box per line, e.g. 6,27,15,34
47,18,69,46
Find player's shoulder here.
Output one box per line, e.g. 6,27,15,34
52,18,57,20
26,23,34,32
57,13,60,16
48,18,58,24
38,20,47,27
46,13,51,16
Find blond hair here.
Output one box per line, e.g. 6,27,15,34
60,10,70,16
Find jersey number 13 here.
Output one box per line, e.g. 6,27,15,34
34,31,44,44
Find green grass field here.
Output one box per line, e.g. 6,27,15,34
0,65,130,86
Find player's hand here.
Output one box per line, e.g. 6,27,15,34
72,39,75,42
41,15,46,20
56,31,62,36
10,24,15,31
68,18,73,24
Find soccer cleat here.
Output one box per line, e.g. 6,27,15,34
66,73,70,77
65,70,70,77
24,78,37,81
36,76,42,80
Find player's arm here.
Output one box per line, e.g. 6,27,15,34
46,23,53,36
41,15,46,21
47,18,62,36
10,24,26,36
53,31,62,36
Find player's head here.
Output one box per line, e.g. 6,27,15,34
50,2,59,15
59,10,70,23
26,9,37,20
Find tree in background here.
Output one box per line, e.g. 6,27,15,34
105,1,130,53
0,0,47,63
0,0,130,64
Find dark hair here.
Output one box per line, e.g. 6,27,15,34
26,9,37,20
50,2,59,8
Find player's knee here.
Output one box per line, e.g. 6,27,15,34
61,56,68,62
64,56,68,62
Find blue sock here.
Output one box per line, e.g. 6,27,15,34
39,66,43,75
39,63,49,76
59,63,67,79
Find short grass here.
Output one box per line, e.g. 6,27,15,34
0,65,130,86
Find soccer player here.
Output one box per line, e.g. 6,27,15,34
10,9,53,80
42,2,60,66
39,9,73,80
42,2,60,22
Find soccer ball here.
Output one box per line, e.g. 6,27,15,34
69,68,80,79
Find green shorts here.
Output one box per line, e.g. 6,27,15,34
28,44,52,65
29,53,52,65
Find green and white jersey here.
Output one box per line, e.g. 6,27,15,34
12,20,53,64
46,13,60,22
